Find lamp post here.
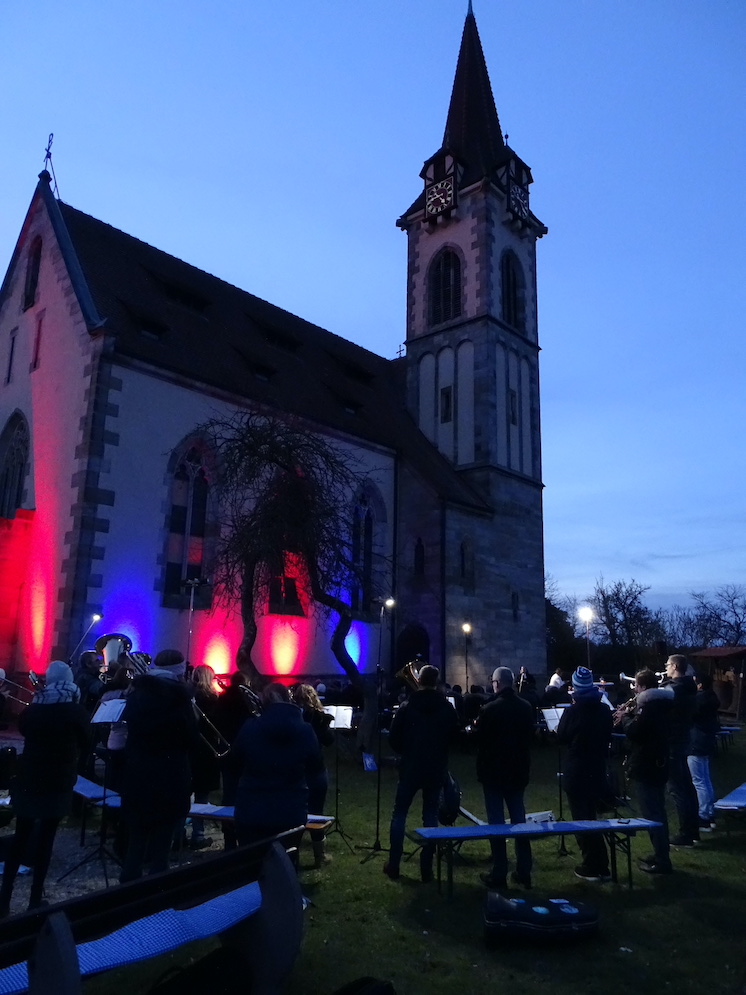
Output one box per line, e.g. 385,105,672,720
68,613,103,667
185,578,203,665
461,622,472,690
578,606,594,670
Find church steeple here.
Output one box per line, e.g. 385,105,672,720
440,4,506,187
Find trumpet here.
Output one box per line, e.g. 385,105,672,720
395,660,421,692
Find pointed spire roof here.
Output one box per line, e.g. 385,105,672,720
441,5,507,184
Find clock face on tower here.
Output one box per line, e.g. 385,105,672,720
425,177,454,216
509,183,529,219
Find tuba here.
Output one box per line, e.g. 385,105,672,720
395,661,421,692
95,633,133,679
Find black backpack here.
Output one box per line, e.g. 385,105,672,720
438,770,462,825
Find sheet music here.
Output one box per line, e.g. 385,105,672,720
91,698,127,724
541,707,565,734
323,705,353,730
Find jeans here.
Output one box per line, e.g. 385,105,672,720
565,789,609,874
388,774,440,878
667,751,700,840
634,779,671,870
687,755,716,821
482,785,532,883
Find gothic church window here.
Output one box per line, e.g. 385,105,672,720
23,238,42,311
5,329,17,385
163,443,213,608
500,251,525,332
429,249,462,326
351,504,374,612
0,416,29,519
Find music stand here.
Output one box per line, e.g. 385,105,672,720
323,705,355,853
58,698,125,887
541,706,570,857
358,666,388,864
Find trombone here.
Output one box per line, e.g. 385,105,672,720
192,699,232,759
0,669,34,708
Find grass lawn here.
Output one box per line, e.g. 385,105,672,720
84,730,746,994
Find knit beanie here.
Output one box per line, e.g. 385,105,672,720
571,666,596,695
47,660,75,685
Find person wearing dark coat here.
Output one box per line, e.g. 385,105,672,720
188,664,222,849
687,673,720,831
0,661,90,914
232,683,323,845
293,684,334,866
211,670,258,850
475,666,535,889
557,666,614,881
385,665,460,883
119,649,199,882
663,655,701,846
618,668,674,874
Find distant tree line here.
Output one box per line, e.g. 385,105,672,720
545,577,746,676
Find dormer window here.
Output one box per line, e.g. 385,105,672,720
429,249,462,326
23,238,42,310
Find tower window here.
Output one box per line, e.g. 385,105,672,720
31,314,44,371
440,386,453,424
509,388,518,425
23,238,42,310
414,538,425,576
429,250,462,326
501,251,525,331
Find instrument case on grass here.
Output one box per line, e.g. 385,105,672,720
484,893,598,943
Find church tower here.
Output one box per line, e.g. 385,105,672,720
398,4,546,481
396,4,547,679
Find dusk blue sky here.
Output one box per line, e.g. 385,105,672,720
1,1,744,609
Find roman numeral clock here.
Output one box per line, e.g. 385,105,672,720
425,176,455,217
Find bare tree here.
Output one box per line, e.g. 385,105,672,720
690,585,746,646
200,408,384,686
588,577,663,648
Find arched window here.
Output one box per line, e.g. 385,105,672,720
0,416,29,519
23,238,42,310
163,443,213,607
500,251,525,331
351,504,374,612
429,249,462,326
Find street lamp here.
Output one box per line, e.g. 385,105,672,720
68,612,103,666
462,622,472,690
578,606,594,670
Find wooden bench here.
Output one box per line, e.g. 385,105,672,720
413,817,662,898
0,829,305,995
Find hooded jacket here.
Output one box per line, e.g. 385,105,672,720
556,693,613,796
233,701,323,832
622,686,673,785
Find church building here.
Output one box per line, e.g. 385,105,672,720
0,8,547,688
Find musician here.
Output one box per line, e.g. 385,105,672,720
0,661,89,915
556,667,613,882
74,651,105,713
662,655,701,847
385,665,460,883
475,666,534,890
119,649,199,882
211,671,258,849
188,664,221,849
616,668,674,875
232,683,322,845
293,684,334,866
687,673,720,833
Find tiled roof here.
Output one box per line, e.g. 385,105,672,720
54,200,489,513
